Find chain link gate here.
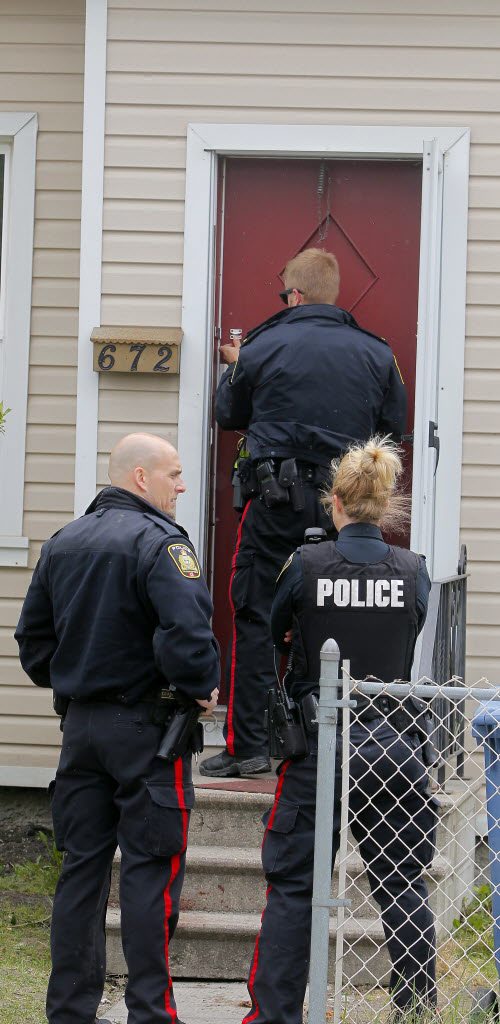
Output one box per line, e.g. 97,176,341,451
309,641,500,1024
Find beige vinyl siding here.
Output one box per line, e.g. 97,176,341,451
0,0,84,769
103,0,500,686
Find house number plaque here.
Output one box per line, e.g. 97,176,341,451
91,327,182,374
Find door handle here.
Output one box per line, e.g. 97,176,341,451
429,420,440,475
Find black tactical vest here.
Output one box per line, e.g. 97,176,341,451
296,542,420,684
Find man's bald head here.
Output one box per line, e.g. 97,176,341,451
108,433,186,517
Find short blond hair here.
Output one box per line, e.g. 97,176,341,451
324,436,410,534
283,248,340,305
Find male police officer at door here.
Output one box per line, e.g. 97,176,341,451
15,434,220,1024
200,248,407,778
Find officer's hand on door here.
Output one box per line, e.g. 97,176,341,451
220,340,241,364
196,687,219,714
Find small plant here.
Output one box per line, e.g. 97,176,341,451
452,884,494,966
0,832,63,898
0,400,11,433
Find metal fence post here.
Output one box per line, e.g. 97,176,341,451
309,638,353,1024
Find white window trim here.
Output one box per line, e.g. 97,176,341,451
73,0,107,517
0,112,37,567
0,142,10,344
179,124,470,581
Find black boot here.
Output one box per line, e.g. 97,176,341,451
199,749,271,778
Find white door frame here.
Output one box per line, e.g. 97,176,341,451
179,124,470,581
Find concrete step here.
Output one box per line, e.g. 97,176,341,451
106,908,391,987
110,846,452,919
189,786,273,848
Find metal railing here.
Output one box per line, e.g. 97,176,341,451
417,544,468,783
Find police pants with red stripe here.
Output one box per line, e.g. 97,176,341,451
224,489,332,756
46,701,193,1024
243,725,437,1024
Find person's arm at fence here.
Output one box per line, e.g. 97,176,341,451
271,552,303,653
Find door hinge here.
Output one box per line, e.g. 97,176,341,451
214,326,221,341
428,420,440,475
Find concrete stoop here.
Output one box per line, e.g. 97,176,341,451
105,777,481,983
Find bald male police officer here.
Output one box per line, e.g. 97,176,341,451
15,434,219,1024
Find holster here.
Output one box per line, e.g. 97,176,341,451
156,703,204,761
256,461,289,508
266,686,308,760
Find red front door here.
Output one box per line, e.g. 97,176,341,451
210,158,422,697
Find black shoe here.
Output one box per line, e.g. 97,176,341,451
199,750,271,778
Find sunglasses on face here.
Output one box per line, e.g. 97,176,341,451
279,287,303,305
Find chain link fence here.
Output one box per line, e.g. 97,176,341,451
309,653,500,1024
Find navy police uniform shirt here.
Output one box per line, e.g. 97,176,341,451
15,487,220,704
271,523,431,700
216,304,407,466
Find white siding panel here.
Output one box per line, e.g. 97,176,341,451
0,687,54,715
108,40,500,80
104,168,185,201
98,389,179,424
102,231,183,264
101,263,182,295
29,366,79,397
107,10,500,48
26,425,76,456
100,295,181,325
464,368,500,401
29,337,78,367
34,219,81,249
462,434,500,463
107,104,500,144
465,340,500,370
37,131,83,161
103,199,185,233
107,73,500,114
0,601,23,629
0,0,84,776
25,454,75,485
33,250,81,279
105,135,186,168
462,466,500,498
468,242,500,273
31,309,79,337
108,0,500,12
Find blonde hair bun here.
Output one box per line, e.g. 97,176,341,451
324,435,410,534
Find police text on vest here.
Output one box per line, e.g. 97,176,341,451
317,579,405,608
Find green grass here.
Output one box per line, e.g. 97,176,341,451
0,834,60,1024
0,896,53,1024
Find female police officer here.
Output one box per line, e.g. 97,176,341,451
242,437,437,1024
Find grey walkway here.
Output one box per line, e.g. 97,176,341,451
101,981,251,1024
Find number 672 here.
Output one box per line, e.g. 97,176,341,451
97,343,173,373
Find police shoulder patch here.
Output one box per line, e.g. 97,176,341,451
167,543,200,579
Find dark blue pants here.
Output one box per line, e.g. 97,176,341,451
46,701,194,1024
243,722,438,1024
224,488,333,757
